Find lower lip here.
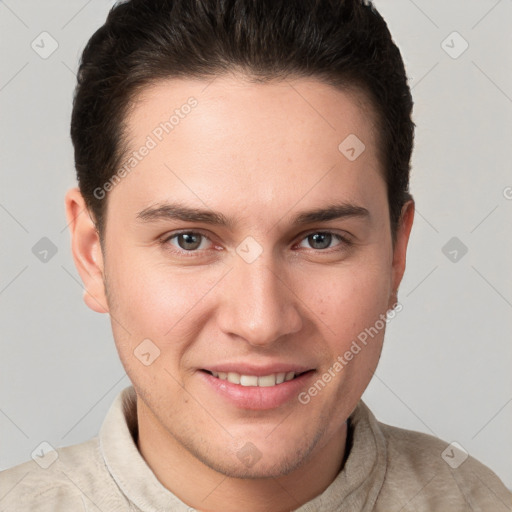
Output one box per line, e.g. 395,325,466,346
199,370,315,410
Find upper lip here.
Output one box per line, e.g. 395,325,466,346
201,363,314,376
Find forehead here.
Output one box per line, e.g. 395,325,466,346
126,74,379,152
111,75,385,228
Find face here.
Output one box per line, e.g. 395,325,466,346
67,75,413,479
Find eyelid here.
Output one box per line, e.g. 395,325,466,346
161,229,217,255
295,229,352,251
160,228,352,256
297,228,352,242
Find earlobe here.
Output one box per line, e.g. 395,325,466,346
390,198,415,306
64,188,109,314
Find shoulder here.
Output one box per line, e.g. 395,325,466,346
374,416,512,511
0,437,128,512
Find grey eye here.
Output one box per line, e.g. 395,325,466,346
306,233,334,250
173,233,205,251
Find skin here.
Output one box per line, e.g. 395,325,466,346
65,74,414,512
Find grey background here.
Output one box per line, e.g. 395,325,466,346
1,0,511,490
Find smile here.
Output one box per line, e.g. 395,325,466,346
203,370,306,387
199,368,315,409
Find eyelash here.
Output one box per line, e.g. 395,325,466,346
160,230,352,258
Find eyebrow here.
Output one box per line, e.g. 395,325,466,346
136,201,370,228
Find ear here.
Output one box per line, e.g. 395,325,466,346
389,198,415,308
64,188,109,314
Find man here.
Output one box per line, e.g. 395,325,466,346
1,0,510,510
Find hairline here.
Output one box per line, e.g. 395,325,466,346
95,71,392,238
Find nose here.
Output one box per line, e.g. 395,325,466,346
216,253,303,347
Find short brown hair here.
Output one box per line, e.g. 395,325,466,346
71,0,414,241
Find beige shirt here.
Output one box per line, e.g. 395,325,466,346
1,386,510,511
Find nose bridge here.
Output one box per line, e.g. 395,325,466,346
217,250,302,346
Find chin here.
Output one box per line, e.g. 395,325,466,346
192,430,323,480
202,453,308,480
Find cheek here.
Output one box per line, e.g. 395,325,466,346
310,259,391,326
105,259,224,395
301,253,392,374
105,252,227,342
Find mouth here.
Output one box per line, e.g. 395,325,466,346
198,367,316,410
201,369,311,387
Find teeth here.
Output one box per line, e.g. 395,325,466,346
240,375,258,386
258,374,276,387
211,371,297,387
227,372,241,384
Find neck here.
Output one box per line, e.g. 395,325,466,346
136,399,349,512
